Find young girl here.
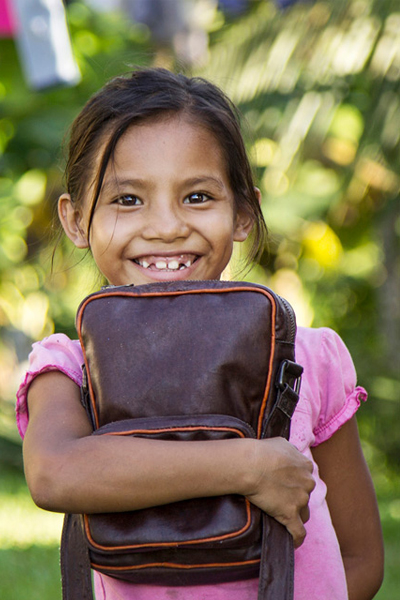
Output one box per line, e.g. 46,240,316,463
16,68,383,600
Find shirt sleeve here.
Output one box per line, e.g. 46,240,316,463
16,333,84,440
310,327,367,446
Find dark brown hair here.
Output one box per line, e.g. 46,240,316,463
64,68,267,265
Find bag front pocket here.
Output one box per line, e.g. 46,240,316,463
84,414,261,555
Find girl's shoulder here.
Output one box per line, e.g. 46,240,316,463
294,327,367,446
16,333,84,439
24,333,84,383
296,326,357,381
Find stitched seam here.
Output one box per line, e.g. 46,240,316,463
314,387,364,438
91,558,261,571
101,426,246,437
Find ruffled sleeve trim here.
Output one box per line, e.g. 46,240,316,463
313,386,367,446
16,364,82,440
15,334,83,440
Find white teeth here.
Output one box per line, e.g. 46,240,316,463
155,260,167,269
137,257,195,270
168,260,180,270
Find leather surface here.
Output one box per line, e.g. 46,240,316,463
87,415,260,549
62,280,301,598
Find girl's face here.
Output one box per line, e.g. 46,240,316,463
60,116,253,286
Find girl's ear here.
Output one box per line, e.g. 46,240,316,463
254,187,262,205
58,194,89,249
233,209,254,242
233,188,262,242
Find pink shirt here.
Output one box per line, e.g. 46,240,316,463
16,326,367,599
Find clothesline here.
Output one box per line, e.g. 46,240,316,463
0,0,305,91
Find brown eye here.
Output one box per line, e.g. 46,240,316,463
183,192,210,204
115,195,142,206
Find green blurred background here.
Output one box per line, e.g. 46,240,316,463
0,0,399,597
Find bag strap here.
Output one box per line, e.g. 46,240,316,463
258,516,294,600
61,514,94,600
257,363,303,600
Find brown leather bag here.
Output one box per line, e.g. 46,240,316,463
61,280,303,600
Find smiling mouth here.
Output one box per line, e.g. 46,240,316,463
133,254,198,272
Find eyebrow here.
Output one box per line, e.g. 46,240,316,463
100,176,227,193
100,178,146,193
182,176,226,191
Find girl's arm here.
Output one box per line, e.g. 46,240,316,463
23,370,315,548
312,416,384,600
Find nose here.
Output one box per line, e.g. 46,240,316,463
141,201,190,242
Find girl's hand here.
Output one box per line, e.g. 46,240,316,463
243,438,315,548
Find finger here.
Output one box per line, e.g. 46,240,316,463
300,505,310,524
287,518,307,549
306,458,315,473
307,472,316,492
